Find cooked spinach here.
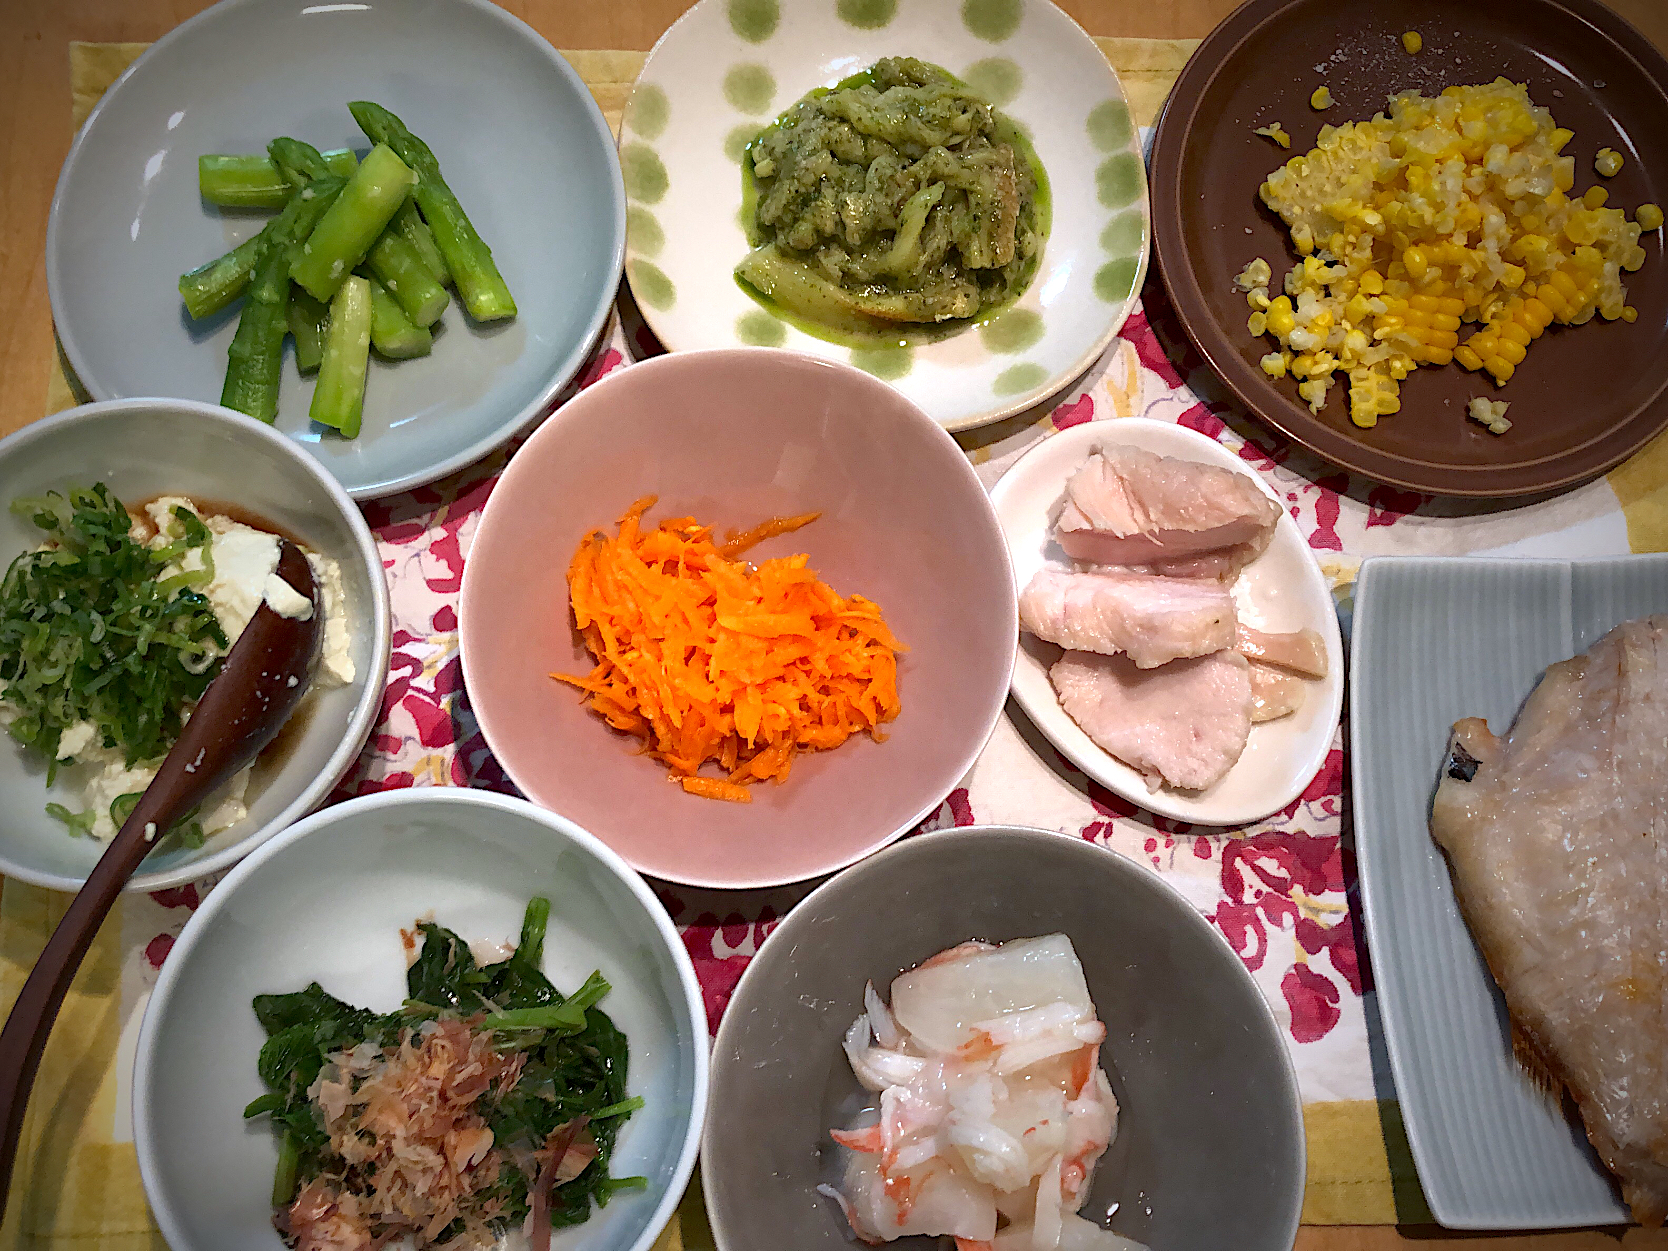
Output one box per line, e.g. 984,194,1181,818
245,897,643,1242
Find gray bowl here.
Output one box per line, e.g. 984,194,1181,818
704,826,1305,1251
46,0,624,500
0,399,390,892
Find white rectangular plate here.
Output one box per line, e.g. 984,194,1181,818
1351,554,1668,1229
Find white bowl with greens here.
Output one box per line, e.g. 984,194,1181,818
47,0,624,499
134,788,706,1251
621,0,1149,431
0,399,390,893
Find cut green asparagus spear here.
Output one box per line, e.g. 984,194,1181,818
220,184,344,420
286,285,331,373
365,228,448,327
178,177,346,320
349,101,516,321
198,155,290,208
178,233,265,320
311,275,372,438
197,151,356,207
267,139,357,189
362,271,433,358
290,143,415,304
220,242,290,421
392,196,451,287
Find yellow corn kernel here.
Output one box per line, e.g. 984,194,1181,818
1497,338,1527,366
1255,123,1291,149
1638,203,1664,231
1402,30,1422,53
1549,127,1574,154
1248,311,1268,336
1359,270,1385,294
1266,296,1297,338
1483,356,1515,384
1583,185,1609,209
1500,321,1532,348
1403,247,1429,281
1622,305,1638,322
1311,86,1333,111
1261,352,1288,377
1595,147,1624,178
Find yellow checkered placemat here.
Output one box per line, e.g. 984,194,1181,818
9,31,1665,1250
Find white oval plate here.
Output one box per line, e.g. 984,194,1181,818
990,419,1344,825
621,0,1149,431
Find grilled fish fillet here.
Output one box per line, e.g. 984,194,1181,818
1430,616,1668,1226
1018,567,1236,668
1054,446,1281,578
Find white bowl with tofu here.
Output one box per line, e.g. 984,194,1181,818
0,398,390,892
991,418,1343,825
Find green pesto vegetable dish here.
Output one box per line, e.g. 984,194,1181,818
247,896,642,1250
737,57,1051,346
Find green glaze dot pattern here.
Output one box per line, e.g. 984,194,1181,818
1096,153,1143,209
630,260,676,310
1095,258,1139,304
737,311,787,346
962,0,1022,42
1100,212,1143,255
626,85,669,140
626,207,665,257
728,0,779,42
837,0,896,28
994,362,1047,395
725,124,760,164
979,308,1043,354
1086,99,1133,152
962,58,1022,107
851,346,913,380
724,64,776,114
621,144,668,204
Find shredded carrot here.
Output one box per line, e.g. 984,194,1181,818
554,496,904,800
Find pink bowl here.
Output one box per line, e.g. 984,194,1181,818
460,350,1017,888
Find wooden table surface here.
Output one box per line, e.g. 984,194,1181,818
4,0,1668,1247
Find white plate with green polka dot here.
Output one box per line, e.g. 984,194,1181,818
620,0,1149,431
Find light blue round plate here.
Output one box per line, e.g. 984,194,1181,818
47,0,624,500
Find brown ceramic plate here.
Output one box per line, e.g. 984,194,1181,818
703,827,1305,1251
1151,0,1668,496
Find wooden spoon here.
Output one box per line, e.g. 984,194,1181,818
0,540,323,1217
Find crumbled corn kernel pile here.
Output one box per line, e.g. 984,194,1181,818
1468,396,1512,435
1242,79,1652,429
